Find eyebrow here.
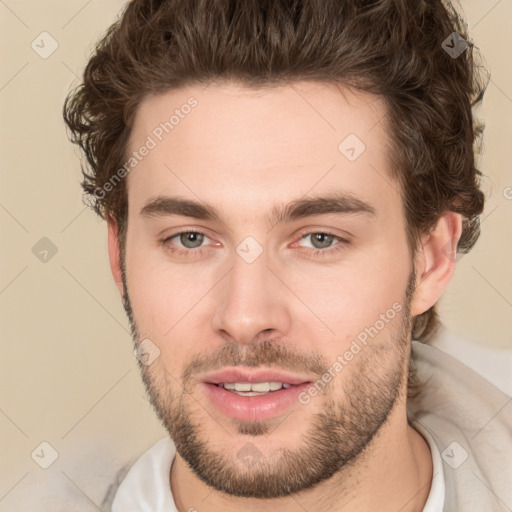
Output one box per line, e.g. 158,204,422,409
140,192,377,226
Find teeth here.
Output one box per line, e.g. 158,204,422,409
251,382,271,392
221,381,292,392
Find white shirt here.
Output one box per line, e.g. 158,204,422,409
412,420,445,512
112,437,177,512
111,341,512,511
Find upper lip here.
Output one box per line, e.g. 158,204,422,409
201,368,314,386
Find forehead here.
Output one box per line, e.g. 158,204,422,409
126,81,399,221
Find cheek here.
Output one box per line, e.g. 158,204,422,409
126,227,191,314
301,244,410,352
125,239,219,370
128,265,203,338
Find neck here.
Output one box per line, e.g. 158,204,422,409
169,403,433,512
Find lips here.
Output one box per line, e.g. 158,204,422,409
199,367,315,422
201,380,313,422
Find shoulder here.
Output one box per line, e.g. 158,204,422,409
108,437,177,511
409,339,512,511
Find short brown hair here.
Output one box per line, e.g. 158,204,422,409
63,0,487,347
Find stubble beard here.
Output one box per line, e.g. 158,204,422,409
121,261,414,498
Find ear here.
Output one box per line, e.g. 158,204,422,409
410,211,463,316
107,218,125,296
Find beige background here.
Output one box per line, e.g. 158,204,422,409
0,1,511,510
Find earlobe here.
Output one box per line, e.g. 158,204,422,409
107,219,125,296
410,212,463,316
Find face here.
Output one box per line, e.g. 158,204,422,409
118,81,416,498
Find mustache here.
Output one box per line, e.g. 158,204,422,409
181,338,330,386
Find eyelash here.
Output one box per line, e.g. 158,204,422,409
159,229,350,258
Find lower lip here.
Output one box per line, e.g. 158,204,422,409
201,382,312,422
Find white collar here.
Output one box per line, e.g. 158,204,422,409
411,420,446,512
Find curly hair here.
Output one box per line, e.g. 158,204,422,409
63,0,488,397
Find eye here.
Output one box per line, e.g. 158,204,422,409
295,231,349,256
173,230,207,249
160,230,213,257
299,232,337,250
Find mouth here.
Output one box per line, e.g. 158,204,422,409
200,368,314,422
212,381,294,396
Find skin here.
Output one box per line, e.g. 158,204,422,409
107,81,462,512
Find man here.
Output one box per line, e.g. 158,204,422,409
63,0,512,510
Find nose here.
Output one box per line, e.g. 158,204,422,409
210,246,291,346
